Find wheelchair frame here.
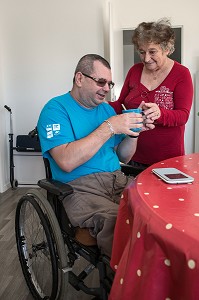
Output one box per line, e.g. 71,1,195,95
15,158,114,300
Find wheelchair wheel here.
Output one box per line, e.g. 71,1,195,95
15,189,70,300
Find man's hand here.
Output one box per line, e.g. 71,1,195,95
108,112,144,138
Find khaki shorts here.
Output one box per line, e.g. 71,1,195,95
62,170,132,257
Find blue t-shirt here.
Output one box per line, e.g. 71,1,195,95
37,92,124,183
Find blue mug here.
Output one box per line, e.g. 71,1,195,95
122,108,143,132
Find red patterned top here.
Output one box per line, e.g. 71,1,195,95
110,62,193,165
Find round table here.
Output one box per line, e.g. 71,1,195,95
109,153,199,300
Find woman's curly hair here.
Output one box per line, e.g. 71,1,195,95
132,18,175,55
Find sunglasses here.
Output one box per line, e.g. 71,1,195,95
82,72,115,89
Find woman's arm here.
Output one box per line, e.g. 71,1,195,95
155,67,193,127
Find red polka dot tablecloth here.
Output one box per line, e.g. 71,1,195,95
109,153,199,300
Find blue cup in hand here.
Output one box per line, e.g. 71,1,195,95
122,108,143,132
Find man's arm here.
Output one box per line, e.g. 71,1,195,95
50,121,114,172
50,112,150,172
116,136,138,164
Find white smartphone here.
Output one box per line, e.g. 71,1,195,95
152,167,194,184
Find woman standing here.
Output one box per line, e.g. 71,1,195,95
110,18,193,172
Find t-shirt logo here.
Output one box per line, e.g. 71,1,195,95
46,124,60,138
53,124,60,131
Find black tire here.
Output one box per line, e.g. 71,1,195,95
11,179,18,189
15,189,70,300
13,179,18,189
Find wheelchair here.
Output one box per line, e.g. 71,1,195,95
15,129,141,300
15,157,116,300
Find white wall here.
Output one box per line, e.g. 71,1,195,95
0,40,7,192
0,0,106,192
109,0,199,156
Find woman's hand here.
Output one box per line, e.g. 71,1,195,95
138,101,155,131
140,101,161,121
142,117,155,131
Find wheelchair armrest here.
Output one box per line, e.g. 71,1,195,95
120,163,134,174
37,178,73,197
121,163,142,177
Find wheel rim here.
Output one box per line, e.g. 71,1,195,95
16,196,58,300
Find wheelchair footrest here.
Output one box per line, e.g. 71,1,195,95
69,271,100,296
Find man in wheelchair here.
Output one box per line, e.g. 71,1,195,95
37,53,154,258
15,54,155,300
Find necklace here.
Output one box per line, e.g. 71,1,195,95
153,74,157,80
144,68,164,81
152,69,162,80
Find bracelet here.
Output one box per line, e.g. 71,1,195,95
128,135,139,138
104,120,115,137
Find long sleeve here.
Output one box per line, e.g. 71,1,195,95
156,65,193,127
